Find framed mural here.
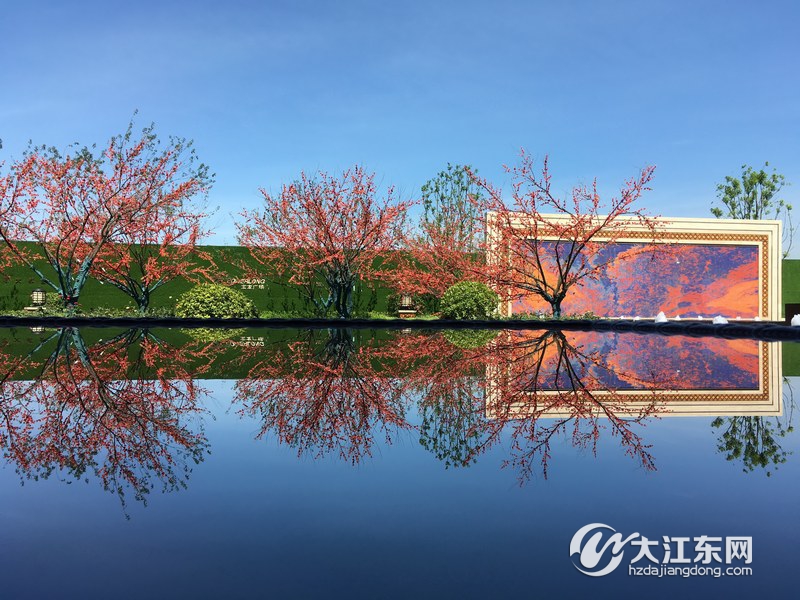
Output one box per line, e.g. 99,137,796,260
488,215,783,320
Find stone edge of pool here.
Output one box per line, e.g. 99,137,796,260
2,316,800,341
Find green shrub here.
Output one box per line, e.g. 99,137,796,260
566,311,600,320
366,311,395,320
175,284,258,319
443,329,498,349
182,327,245,342
506,310,600,321
439,281,499,320
144,306,175,318
512,310,548,321
44,291,65,313
417,292,440,314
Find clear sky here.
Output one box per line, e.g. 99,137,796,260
1,0,798,252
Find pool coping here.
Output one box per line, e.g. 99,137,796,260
2,316,800,341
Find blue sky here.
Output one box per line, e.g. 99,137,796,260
1,0,798,252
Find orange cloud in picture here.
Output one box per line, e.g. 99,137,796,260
515,330,761,391
512,242,759,318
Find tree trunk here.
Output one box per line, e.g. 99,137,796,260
63,294,79,316
332,282,354,319
138,290,150,316
324,327,355,366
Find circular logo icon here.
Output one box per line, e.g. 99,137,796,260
570,523,639,577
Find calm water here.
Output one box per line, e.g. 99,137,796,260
0,326,797,599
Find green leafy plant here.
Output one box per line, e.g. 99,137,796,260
712,163,794,256
182,327,245,342
43,291,66,315
174,284,258,319
421,163,483,252
439,281,499,320
562,311,600,321
507,310,599,321
443,329,498,349
510,310,549,321
711,415,792,476
144,306,175,318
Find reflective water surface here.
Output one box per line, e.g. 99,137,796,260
0,326,797,598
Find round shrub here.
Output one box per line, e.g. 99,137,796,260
439,281,499,320
182,327,246,342
443,329,498,349
175,284,258,319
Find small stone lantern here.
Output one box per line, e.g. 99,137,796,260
398,293,417,319
31,289,47,307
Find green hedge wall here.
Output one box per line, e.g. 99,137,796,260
783,259,800,316
0,244,393,315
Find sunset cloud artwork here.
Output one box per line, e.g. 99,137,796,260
500,216,782,320
513,241,760,318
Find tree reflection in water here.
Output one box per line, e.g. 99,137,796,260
711,387,794,476
0,328,209,512
236,328,673,481
235,328,412,464
386,329,668,480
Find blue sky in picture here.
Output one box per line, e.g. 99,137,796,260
1,0,798,253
